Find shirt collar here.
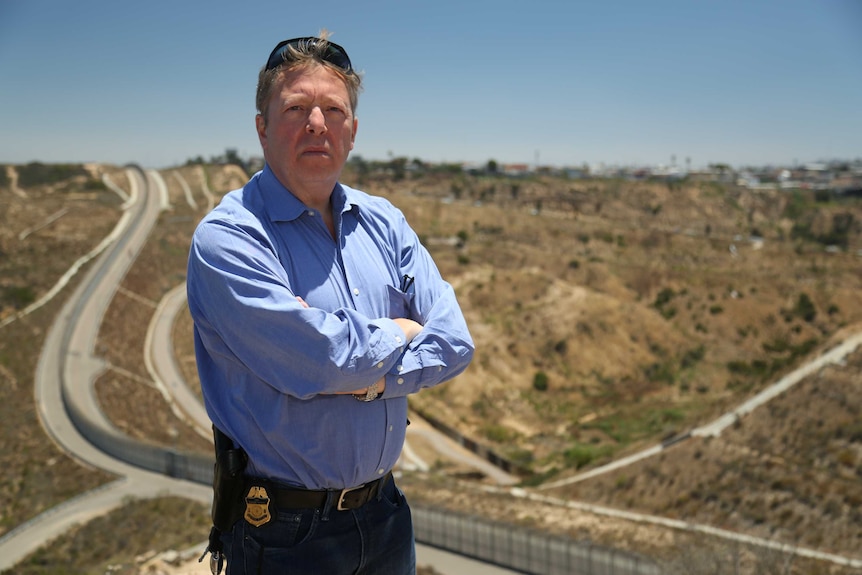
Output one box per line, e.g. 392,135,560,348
258,164,360,222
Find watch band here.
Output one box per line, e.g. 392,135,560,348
354,381,379,402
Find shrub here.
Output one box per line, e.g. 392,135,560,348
681,345,705,369
654,288,674,307
83,178,107,191
2,285,36,309
456,229,469,246
483,424,516,443
16,162,88,187
564,443,610,469
532,371,549,392
794,293,817,322
645,360,676,385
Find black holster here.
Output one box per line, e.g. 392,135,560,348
200,425,248,574
211,425,248,531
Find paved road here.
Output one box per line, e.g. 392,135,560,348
145,281,211,437
9,165,858,572
0,168,211,571
0,168,519,575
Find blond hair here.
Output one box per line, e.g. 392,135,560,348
255,30,362,125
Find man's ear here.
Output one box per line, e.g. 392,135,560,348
255,114,267,150
350,117,358,150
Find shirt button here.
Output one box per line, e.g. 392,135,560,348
307,210,314,216
397,365,403,372
353,288,360,296
388,425,393,432
394,336,402,345
397,377,404,385
377,468,385,475
377,361,384,369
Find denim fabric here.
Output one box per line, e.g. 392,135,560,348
222,477,416,575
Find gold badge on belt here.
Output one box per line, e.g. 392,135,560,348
244,486,272,527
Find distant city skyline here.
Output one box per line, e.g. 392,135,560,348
1,0,860,170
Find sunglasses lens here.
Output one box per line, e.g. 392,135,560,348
322,45,351,70
266,38,352,73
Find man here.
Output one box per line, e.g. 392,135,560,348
187,32,474,575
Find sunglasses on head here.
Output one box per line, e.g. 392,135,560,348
265,37,353,73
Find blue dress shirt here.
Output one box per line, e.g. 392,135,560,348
187,166,474,489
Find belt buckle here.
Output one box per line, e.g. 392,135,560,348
336,483,366,511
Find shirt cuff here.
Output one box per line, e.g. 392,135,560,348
383,350,443,397
376,317,407,353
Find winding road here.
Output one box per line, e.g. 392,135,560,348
2,166,860,572
0,168,210,570
0,168,520,574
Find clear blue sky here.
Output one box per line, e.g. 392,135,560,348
1,0,860,169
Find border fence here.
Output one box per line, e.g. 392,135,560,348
413,505,661,575
411,405,530,476
61,381,663,575
61,392,663,575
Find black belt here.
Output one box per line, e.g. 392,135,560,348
245,472,392,512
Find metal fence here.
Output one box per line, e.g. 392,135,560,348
61,379,214,483
63,386,661,575
411,405,530,476
412,505,661,575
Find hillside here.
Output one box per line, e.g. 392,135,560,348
1,162,861,574
378,171,861,467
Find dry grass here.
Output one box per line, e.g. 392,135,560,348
0,165,124,537
3,162,862,574
7,497,210,575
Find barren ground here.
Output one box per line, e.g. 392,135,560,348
2,162,861,574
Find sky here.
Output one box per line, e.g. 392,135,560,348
0,0,860,170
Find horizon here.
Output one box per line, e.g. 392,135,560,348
1,0,860,170
5,153,860,173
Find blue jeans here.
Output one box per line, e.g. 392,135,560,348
222,476,416,574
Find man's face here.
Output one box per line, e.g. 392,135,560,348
256,65,357,194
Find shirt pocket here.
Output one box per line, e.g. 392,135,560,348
385,284,412,319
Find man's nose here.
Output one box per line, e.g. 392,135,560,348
306,107,327,134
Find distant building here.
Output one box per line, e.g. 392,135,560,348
502,163,531,177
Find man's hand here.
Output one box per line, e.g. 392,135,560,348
393,318,422,342
337,319,419,396
327,376,386,396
